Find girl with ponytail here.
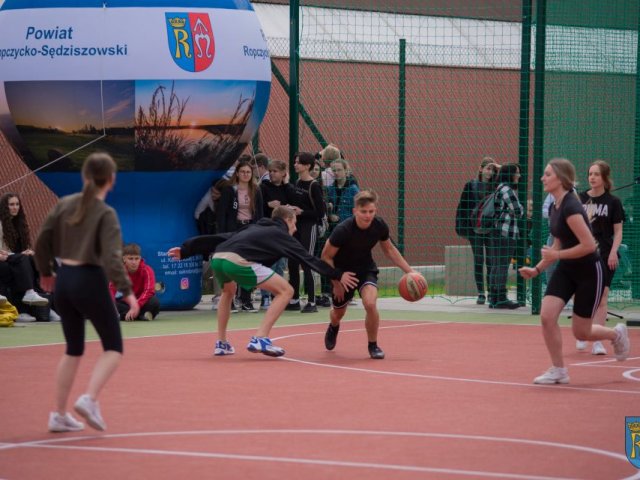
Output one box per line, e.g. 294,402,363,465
35,152,139,433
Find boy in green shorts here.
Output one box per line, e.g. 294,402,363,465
168,206,358,357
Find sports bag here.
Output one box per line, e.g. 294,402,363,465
0,301,18,327
472,188,500,235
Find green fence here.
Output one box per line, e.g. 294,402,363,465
253,0,640,311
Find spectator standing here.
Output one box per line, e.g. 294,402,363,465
488,163,523,309
254,152,271,184
216,157,264,311
455,157,499,304
259,159,294,310
286,152,326,313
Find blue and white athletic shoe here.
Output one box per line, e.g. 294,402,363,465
214,340,235,356
247,336,285,357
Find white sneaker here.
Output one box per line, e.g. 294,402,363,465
0,294,6,304
49,310,61,322
74,394,106,431
591,341,606,356
143,311,154,321
211,295,220,311
16,313,36,322
612,323,630,361
576,340,587,351
533,366,570,385
214,340,235,356
22,291,49,306
48,412,84,432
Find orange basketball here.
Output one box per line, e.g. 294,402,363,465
398,272,428,302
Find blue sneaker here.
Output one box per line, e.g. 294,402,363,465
247,336,285,357
214,340,235,356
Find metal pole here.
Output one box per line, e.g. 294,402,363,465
272,59,327,149
289,0,300,179
531,0,547,315
516,0,533,307
630,4,640,304
397,38,406,255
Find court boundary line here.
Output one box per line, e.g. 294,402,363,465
2,429,638,480
273,324,640,396
0,317,558,351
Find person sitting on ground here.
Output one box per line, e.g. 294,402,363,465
0,193,49,309
168,205,358,358
109,243,160,321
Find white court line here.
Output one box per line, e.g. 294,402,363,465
0,317,549,351
572,357,640,367
2,429,638,480
0,318,422,350
274,323,640,396
623,369,640,382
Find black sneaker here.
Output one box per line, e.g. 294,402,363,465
316,295,332,308
301,303,318,313
476,294,486,305
324,323,340,350
285,302,301,311
493,300,520,310
368,344,385,359
241,302,258,313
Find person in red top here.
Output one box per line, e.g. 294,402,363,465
109,243,160,321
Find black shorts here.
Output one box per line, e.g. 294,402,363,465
332,270,378,309
545,259,604,318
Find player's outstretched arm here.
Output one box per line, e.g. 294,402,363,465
168,233,234,261
380,239,413,274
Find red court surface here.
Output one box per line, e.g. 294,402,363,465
1,320,639,479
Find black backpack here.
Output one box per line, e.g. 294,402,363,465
472,186,500,235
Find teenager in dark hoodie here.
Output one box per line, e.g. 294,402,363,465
168,206,358,357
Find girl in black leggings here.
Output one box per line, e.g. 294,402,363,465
35,153,139,432
519,158,629,385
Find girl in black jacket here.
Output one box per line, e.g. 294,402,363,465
455,157,499,304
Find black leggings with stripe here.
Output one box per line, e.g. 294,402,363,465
288,220,317,302
545,258,604,319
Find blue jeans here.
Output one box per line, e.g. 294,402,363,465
261,257,287,299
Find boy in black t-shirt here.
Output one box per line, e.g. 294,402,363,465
321,190,417,359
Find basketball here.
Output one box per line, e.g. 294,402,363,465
398,272,428,302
